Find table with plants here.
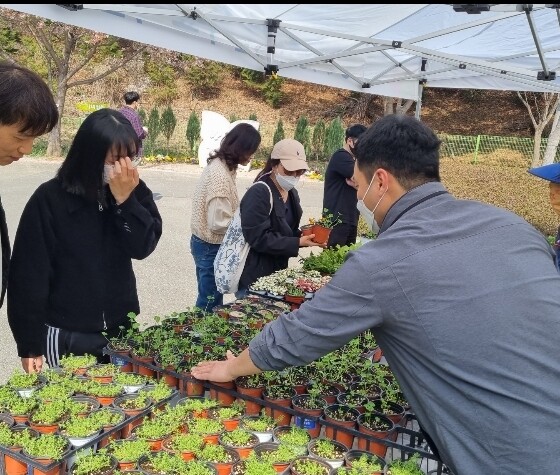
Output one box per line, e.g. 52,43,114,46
97,295,445,474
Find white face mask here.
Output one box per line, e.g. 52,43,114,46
356,174,387,235
276,173,299,192
103,164,114,184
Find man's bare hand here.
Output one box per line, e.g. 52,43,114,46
191,350,237,382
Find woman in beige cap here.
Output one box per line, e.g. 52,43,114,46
236,139,321,296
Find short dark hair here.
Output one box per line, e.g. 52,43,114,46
209,123,261,172
123,91,140,105
355,115,441,190
57,109,140,202
0,61,58,135
345,124,367,140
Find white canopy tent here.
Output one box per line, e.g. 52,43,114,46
4,4,560,110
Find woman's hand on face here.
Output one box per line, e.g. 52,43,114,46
109,157,139,205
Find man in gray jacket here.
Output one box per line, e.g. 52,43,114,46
192,115,560,475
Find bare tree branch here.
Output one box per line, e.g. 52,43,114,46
66,43,98,80
67,46,146,88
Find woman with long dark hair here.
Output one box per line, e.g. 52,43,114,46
7,108,162,371
190,123,261,310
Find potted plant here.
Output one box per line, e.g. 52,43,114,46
176,396,220,419
321,404,360,450
187,417,225,445
130,414,177,451
288,455,331,475
232,453,277,475
59,353,98,376
219,428,260,460
89,406,126,449
68,395,101,418
254,442,302,473
162,432,205,461
235,374,267,415
306,438,347,469
355,410,395,457
305,381,340,405
112,392,153,438
4,394,38,424
197,443,240,475
112,371,149,394
82,381,124,407
239,412,278,443
336,391,369,414
310,209,342,245
271,426,310,455
35,384,75,403
59,414,104,449
85,364,120,384
6,370,46,398
262,375,297,426
210,400,246,431
340,450,386,475
387,453,424,475
103,438,151,471
21,432,71,475
139,379,177,409
28,399,69,434
137,451,190,474
0,421,38,475
291,387,327,438
284,284,306,306
69,452,118,475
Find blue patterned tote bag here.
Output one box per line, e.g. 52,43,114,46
214,181,273,294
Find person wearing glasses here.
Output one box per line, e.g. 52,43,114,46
235,139,321,297
7,108,162,371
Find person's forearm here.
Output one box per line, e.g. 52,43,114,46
227,348,262,379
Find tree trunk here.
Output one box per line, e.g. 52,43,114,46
47,70,70,157
383,97,414,116
383,97,394,116
543,109,560,165
532,124,546,168
395,98,414,115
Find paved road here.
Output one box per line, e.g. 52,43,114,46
0,159,325,383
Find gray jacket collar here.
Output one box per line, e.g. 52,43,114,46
379,181,449,234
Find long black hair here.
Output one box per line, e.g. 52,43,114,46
57,108,139,202
208,123,261,171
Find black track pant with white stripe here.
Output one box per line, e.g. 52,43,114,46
45,324,122,368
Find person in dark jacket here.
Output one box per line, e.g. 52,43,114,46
237,139,321,295
7,108,162,373
0,62,58,315
323,124,367,247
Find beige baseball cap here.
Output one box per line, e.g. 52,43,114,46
271,139,309,171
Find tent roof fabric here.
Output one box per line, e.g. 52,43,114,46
3,4,560,99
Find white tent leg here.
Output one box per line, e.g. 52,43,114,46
415,81,424,120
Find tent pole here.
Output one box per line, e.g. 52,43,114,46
415,80,425,120
523,6,552,79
